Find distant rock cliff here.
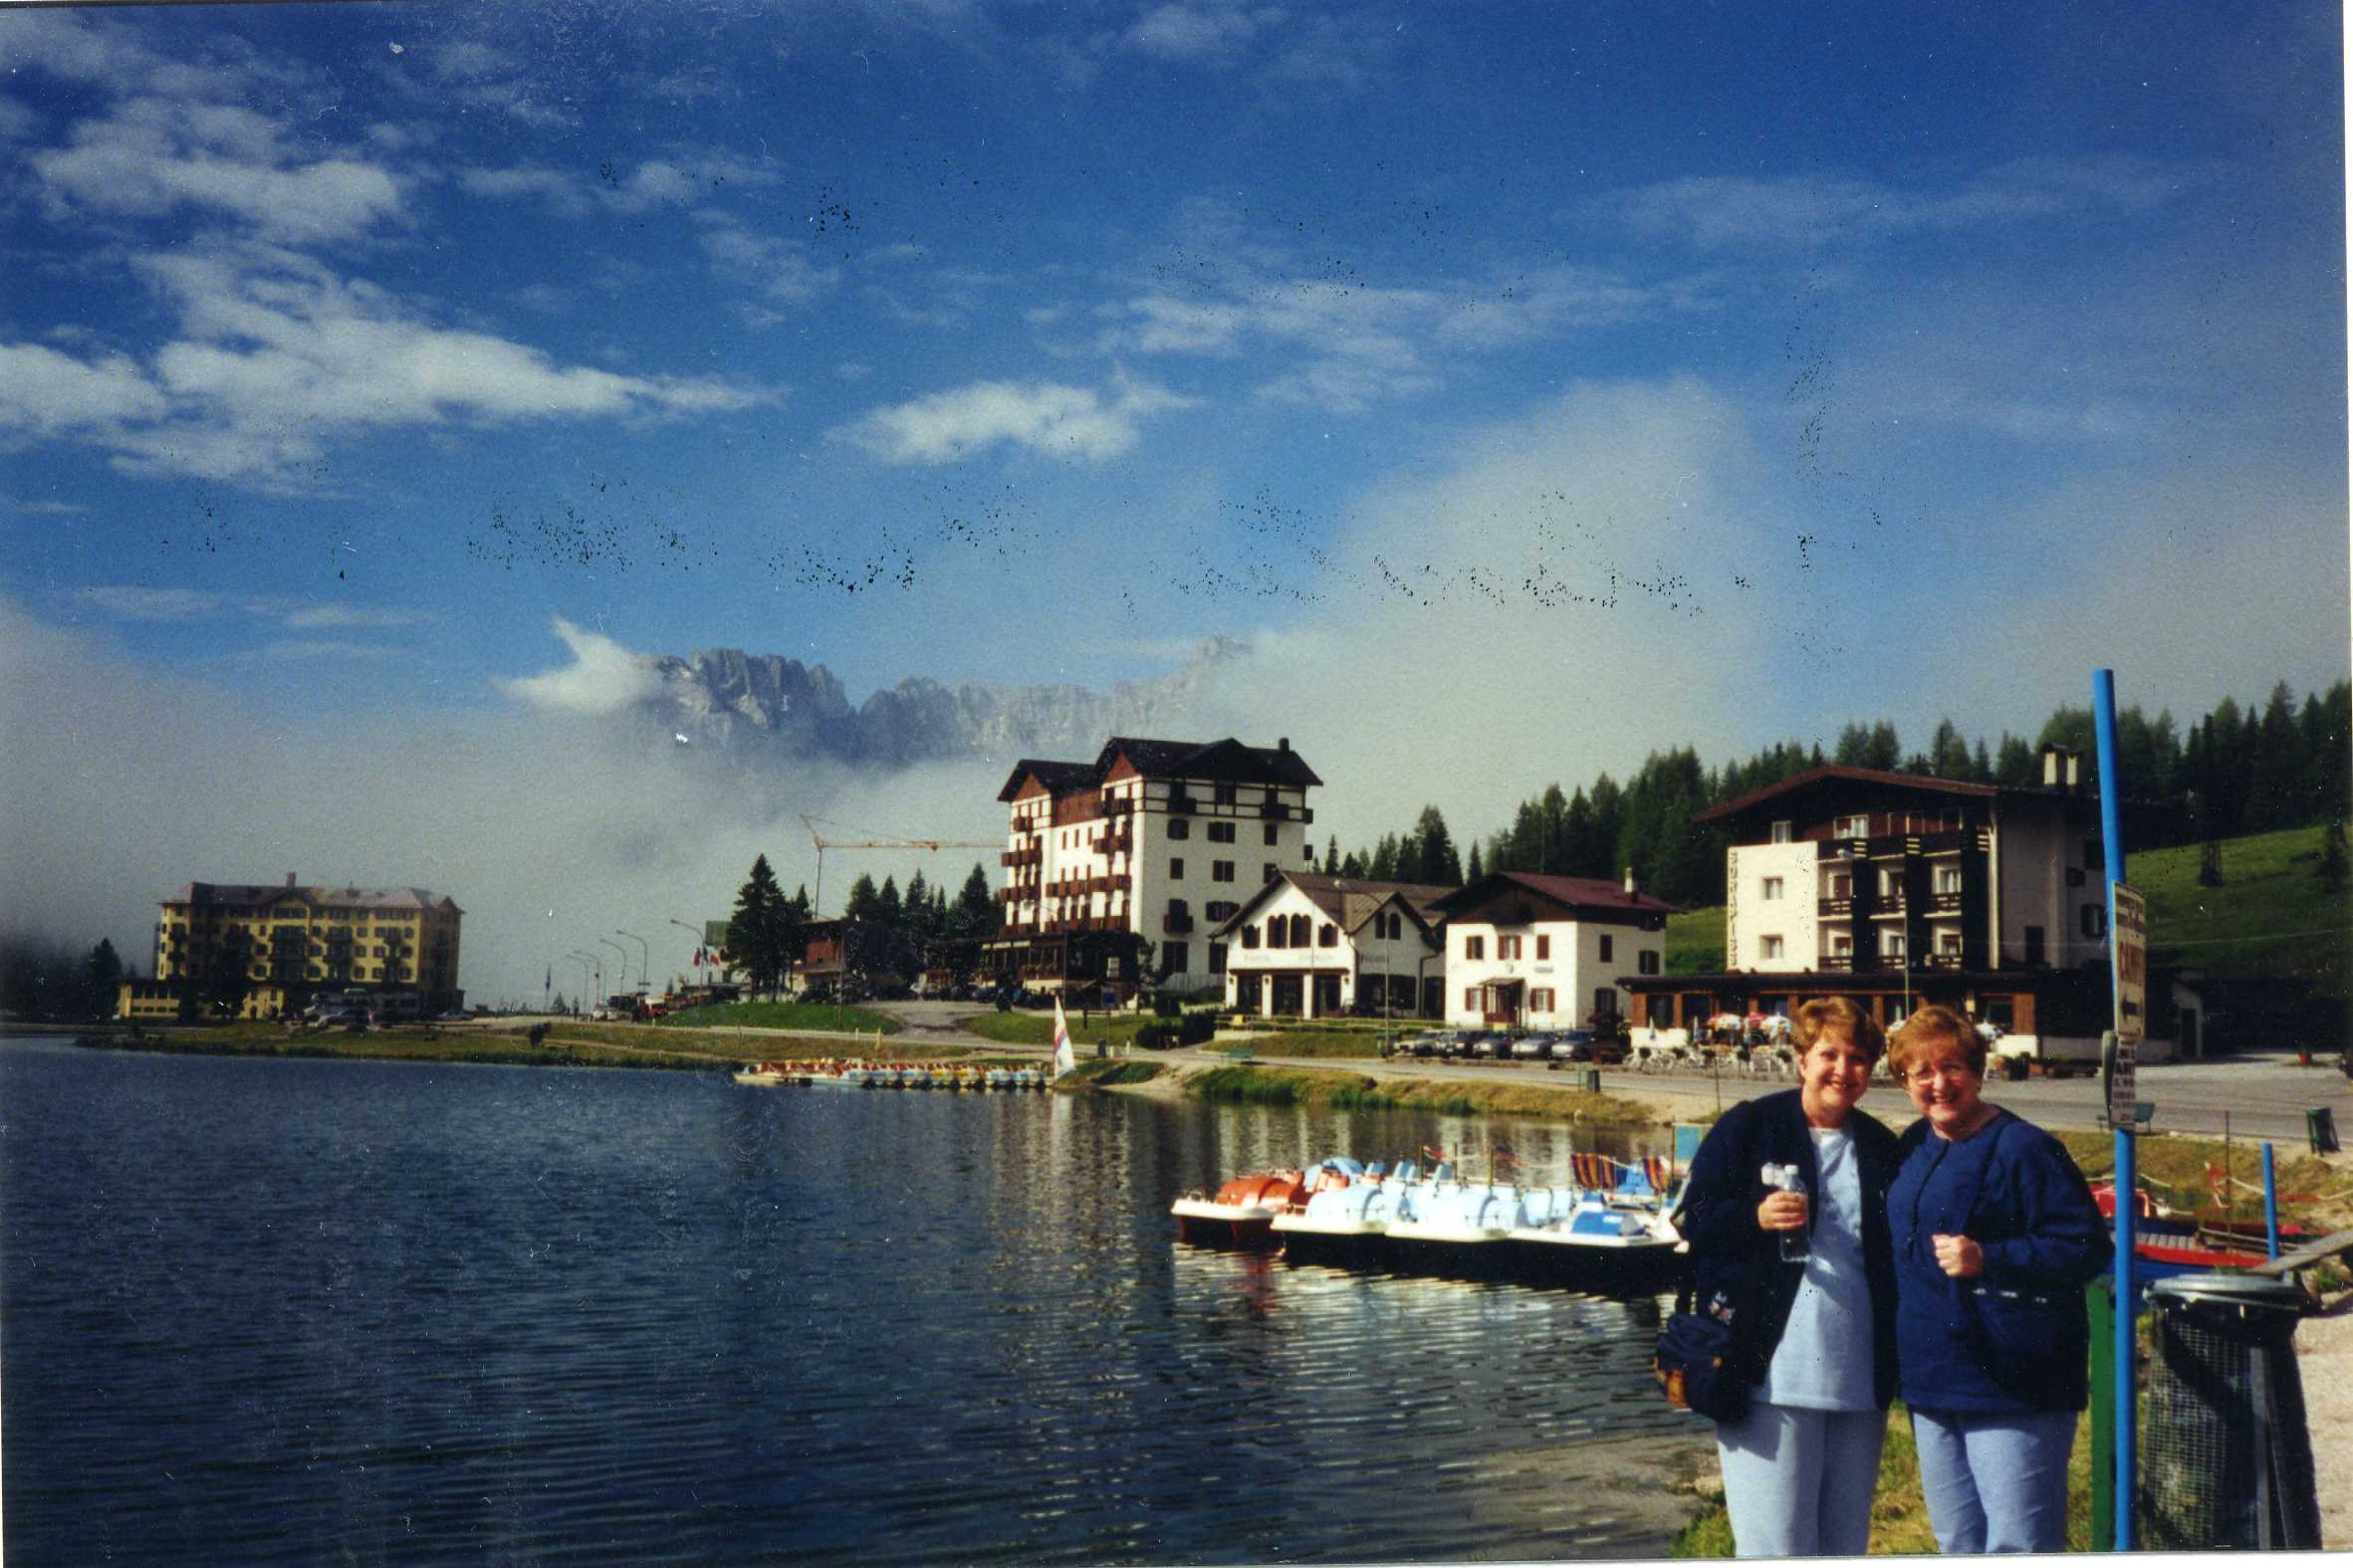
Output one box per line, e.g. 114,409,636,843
641,637,1246,766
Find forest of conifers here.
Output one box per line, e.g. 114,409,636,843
1326,679,2352,912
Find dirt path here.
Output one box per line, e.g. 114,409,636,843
2296,1295,2353,1546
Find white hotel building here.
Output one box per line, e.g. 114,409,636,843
988,737,1320,998
1623,751,2183,1059
1212,870,1452,1018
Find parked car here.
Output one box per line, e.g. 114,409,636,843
1511,1032,1555,1061
1555,1028,1599,1061
1468,1031,1505,1058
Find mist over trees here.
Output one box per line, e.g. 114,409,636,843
1329,680,2351,912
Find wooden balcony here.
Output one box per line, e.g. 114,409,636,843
1817,896,1853,917
1929,891,1964,914
1001,845,1041,868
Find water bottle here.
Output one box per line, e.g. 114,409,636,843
1773,1165,1810,1263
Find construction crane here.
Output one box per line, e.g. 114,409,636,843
798,813,999,917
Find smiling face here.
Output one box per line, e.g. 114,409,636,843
1903,1032,1989,1137
1796,1027,1875,1128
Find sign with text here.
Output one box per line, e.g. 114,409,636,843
2107,879,2146,1132
2110,881,2147,1044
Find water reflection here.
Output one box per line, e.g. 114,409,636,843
2,1040,1704,1566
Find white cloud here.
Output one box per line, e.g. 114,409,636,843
1125,2,1285,61
0,248,775,485
831,373,1197,465
1094,251,1658,413
0,342,170,434
696,216,841,306
33,98,403,243
74,585,441,630
1599,155,2191,252
497,617,665,715
76,585,229,621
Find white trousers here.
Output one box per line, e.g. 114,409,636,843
1715,1400,1889,1558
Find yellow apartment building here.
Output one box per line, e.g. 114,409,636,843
127,873,464,1019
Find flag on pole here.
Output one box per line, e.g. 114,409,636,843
1052,995,1076,1078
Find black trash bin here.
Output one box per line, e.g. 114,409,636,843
2140,1272,2322,1551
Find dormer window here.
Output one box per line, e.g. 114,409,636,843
1770,819,1793,843
1834,814,1869,839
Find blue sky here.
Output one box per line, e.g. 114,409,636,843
1,2,2346,1001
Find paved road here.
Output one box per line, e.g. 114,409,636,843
490,1005,2353,1143
1293,1047,2351,1143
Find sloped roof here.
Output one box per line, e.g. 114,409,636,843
1692,764,2060,825
167,882,462,915
1098,736,1322,788
1209,870,1453,939
996,736,1320,801
995,759,1101,801
1433,871,1676,921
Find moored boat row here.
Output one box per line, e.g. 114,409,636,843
1175,1151,1686,1294
732,1057,1050,1092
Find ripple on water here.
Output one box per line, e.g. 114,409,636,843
2,1038,1701,1564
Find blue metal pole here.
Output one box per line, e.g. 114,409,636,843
2093,668,2135,1552
2262,1142,2279,1259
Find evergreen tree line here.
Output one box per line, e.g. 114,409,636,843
0,934,124,1021
725,853,998,996
1329,679,2351,912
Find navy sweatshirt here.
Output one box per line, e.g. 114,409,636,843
1676,1089,1903,1409
1886,1108,2112,1414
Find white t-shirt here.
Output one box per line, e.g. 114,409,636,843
1757,1124,1877,1412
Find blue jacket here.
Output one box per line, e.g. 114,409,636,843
1887,1109,2112,1413
1676,1089,1903,1409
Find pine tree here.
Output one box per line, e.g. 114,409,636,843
954,864,997,941
1466,841,1485,882
82,937,122,1020
1412,805,1462,885
729,854,794,1000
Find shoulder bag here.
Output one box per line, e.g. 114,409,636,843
1946,1118,2088,1403
1653,1272,1750,1423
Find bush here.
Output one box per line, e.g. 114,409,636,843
1134,1010,1216,1049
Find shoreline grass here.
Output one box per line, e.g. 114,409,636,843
1181,1062,1661,1125
963,1009,1153,1047
1670,1403,2093,1556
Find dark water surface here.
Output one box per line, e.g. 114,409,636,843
1,1039,1699,1565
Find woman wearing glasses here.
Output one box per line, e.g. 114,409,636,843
1885,1006,2111,1553
1675,997,1902,1557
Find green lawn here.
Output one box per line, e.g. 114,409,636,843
657,1000,902,1034
2131,824,2349,1001
962,1009,1156,1047
1668,907,1726,973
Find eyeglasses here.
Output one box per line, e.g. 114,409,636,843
1904,1063,1977,1086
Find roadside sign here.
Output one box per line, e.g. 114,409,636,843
2107,879,2146,1133
2110,881,2147,1045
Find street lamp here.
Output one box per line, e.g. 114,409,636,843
616,929,649,995
667,918,703,983
597,937,629,997
566,953,595,1015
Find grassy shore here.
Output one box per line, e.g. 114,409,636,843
1206,1031,1387,1058
963,1009,1156,1047
1181,1062,1660,1124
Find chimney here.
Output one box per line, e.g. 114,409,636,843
2065,753,2080,789
1624,865,1637,896
1278,737,1290,752
286,872,297,888
2040,746,2081,791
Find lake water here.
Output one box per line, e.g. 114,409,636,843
0,1038,1703,1564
